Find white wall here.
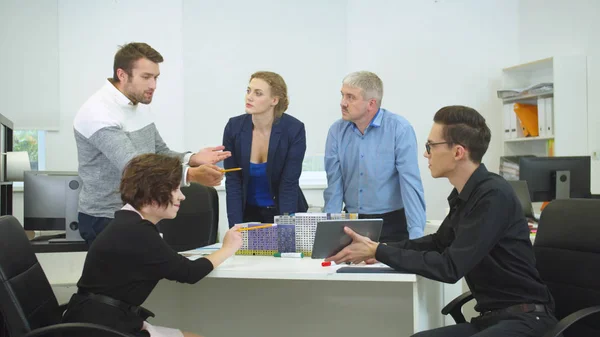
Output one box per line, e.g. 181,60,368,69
346,0,520,219
6,0,523,225
518,0,600,193
0,0,60,130
181,0,347,156
46,0,185,171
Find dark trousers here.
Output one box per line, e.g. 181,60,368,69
359,208,408,243
78,212,112,244
412,310,558,337
242,204,278,225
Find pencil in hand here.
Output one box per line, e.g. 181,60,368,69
220,167,242,173
237,224,275,232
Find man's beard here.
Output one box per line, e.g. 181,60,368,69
125,82,152,104
132,91,152,104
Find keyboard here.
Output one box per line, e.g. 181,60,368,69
30,233,66,242
336,266,403,274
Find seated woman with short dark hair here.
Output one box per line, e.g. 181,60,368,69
62,153,243,337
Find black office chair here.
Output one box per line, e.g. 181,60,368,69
441,199,600,337
0,215,134,337
158,183,219,252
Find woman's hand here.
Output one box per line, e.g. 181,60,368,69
222,224,243,254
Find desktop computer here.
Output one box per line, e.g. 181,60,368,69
23,171,84,242
519,156,591,202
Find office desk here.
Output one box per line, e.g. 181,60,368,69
31,240,87,253
145,256,449,337
47,220,461,337
51,256,451,337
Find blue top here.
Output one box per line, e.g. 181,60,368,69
246,162,275,207
323,108,426,239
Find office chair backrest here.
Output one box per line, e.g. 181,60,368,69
158,183,219,252
535,199,600,337
0,215,62,336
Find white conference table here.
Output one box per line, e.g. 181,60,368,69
138,255,449,337
47,220,462,337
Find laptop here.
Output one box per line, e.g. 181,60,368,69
507,180,537,222
311,219,383,259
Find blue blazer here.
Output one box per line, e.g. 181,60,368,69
223,113,308,227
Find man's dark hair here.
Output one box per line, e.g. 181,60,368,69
112,42,163,82
120,154,182,210
433,105,491,163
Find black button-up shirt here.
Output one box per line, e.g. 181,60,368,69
376,164,554,312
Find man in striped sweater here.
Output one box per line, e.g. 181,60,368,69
74,42,229,244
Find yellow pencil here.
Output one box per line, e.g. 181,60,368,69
237,224,274,232
221,167,242,173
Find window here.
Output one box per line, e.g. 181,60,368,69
302,155,325,172
12,130,46,187
301,155,326,186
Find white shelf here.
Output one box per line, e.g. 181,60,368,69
500,55,587,158
504,136,554,143
502,90,553,104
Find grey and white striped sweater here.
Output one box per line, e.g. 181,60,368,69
74,80,189,218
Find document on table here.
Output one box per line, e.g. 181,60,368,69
179,243,222,260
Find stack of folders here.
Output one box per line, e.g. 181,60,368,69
497,82,553,99
499,155,535,181
499,157,520,181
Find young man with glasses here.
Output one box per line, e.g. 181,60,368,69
326,105,557,337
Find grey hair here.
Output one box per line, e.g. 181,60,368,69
342,71,383,107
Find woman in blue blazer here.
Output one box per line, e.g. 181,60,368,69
223,71,308,227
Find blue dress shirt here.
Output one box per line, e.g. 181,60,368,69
323,108,426,239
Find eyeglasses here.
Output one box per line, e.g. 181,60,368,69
425,141,452,155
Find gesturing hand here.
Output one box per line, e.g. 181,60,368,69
189,146,232,166
187,164,224,187
324,227,379,265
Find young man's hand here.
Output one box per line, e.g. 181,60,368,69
325,227,379,264
187,164,224,186
189,146,231,166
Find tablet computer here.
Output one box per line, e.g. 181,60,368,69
311,219,383,259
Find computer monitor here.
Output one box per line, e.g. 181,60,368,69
506,180,536,221
519,156,591,202
23,171,84,242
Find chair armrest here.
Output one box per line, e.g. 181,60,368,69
22,322,135,337
441,291,474,324
543,305,600,337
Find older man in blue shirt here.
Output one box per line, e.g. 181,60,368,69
324,71,426,241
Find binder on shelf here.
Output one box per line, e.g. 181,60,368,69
510,105,518,138
513,103,539,137
537,98,547,136
516,111,525,138
544,97,554,136
503,104,511,140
